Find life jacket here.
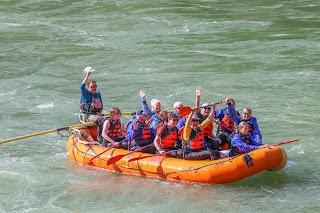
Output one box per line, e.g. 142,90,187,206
202,122,213,137
135,122,153,146
218,109,234,132
103,117,121,140
185,128,205,151
147,118,153,126
140,125,152,140
80,94,103,114
155,123,164,131
160,125,178,149
236,133,252,154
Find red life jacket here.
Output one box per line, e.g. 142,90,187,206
219,111,234,132
102,117,121,140
147,118,153,126
160,126,178,149
186,128,205,151
107,119,121,139
141,125,152,140
202,122,213,137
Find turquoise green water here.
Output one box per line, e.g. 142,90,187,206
1,1,319,212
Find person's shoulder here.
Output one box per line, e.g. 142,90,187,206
80,83,86,89
157,124,167,132
250,116,258,122
151,113,158,119
231,135,240,142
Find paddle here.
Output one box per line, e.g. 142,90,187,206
106,143,153,165
179,101,222,118
272,139,300,146
229,104,238,127
0,122,94,145
103,111,136,116
213,120,233,133
127,149,183,162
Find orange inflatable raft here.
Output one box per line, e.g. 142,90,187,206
66,125,288,184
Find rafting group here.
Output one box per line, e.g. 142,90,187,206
80,67,269,161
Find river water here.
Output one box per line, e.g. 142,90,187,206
1,0,319,212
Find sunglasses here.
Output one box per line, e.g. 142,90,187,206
192,119,200,122
176,107,181,110
203,107,211,110
172,119,179,122
89,85,97,89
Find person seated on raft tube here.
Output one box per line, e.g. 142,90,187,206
214,97,240,149
182,105,220,160
80,68,104,140
139,89,161,120
153,112,182,157
230,121,268,156
101,107,126,148
149,110,168,136
125,109,156,154
228,103,262,145
194,87,221,151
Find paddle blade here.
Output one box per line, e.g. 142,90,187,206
106,154,126,165
179,106,192,118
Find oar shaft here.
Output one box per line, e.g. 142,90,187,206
272,139,299,146
0,122,94,145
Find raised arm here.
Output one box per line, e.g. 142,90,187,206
195,87,201,114
183,109,195,141
140,89,152,119
82,72,91,85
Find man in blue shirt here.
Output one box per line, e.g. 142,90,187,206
80,68,104,140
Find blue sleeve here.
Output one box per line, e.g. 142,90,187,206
231,135,257,153
80,83,90,103
149,114,160,129
176,118,186,130
125,122,136,142
142,101,152,120
150,127,156,140
214,108,224,119
250,117,262,145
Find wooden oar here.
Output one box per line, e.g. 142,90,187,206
179,101,222,118
0,122,94,145
103,111,135,116
127,149,183,162
106,143,153,165
272,139,300,146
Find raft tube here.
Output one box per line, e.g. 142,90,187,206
66,125,287,184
